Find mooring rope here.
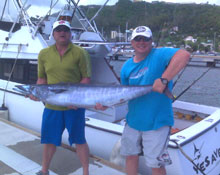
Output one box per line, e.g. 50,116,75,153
170,139,206,175
1,44,22,109
0,43,7,58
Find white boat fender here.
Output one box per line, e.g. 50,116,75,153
110,138,126,167
120,119,126,126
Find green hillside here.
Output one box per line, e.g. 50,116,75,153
80,0,220,51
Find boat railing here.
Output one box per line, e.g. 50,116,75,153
0,43,29,47
33,0,105,43
91,20,106,42
19,4,33,33
87,0,110,41
69,0,97,33
68,0,110,42
6,0,108,44
4,0,34,40
32,0,59,38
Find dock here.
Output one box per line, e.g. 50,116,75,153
107,53,220,68
0,118,125,175
190,55,220,67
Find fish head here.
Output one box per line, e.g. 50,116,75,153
13,84,50,100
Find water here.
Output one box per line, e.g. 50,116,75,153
109,59,220,107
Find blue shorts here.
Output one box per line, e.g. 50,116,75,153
41,108,86,146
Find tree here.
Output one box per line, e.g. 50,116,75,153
80,1,220,49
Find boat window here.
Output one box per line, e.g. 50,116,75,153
0,21,21,33
0,59,37,84
28,63,38,84
2,62,11,78
13,65,24,82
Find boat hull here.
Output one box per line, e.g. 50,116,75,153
0,80,122,160
1,80,220,175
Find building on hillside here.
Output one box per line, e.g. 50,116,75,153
111,31,118,39
111,31,124,41
152,1,159,3
201,42,213,50
169,26,179,35
172,26,178,32
184,36,197,43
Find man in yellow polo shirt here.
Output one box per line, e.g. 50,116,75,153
34,20,91,175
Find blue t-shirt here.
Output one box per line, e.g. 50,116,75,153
120,47,179,131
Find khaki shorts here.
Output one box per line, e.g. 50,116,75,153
120,124,172,168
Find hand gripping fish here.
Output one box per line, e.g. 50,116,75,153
13,83,174,108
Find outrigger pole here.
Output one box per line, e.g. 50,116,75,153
89,0,110,22
1,0,8,21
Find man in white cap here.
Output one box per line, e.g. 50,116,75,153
119,26,190,175
31,20,91,175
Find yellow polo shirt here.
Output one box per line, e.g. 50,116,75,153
38,43,91,110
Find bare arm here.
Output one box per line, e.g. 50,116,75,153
80,77,90,84
161,49,190,81
36,77,47,85
153,49,190,93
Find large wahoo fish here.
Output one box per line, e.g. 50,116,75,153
13,83,174,108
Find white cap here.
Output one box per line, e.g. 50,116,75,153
131,26,152,40
52,20,71,31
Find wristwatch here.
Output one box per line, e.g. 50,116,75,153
160,78,169,85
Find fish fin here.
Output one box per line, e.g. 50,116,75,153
114,103,126,107
164,86,175,101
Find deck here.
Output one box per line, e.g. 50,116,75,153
0,118,125,175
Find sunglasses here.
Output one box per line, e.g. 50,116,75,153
133,36,151,42
54,26,70,32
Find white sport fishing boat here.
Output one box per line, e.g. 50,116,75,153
0,0,220,175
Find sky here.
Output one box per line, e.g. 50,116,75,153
1,0,219,19
19,0,219,6
78,0,220,6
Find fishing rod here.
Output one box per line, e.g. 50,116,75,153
172,66,186,88
173,60,216,102
173,53,194,88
